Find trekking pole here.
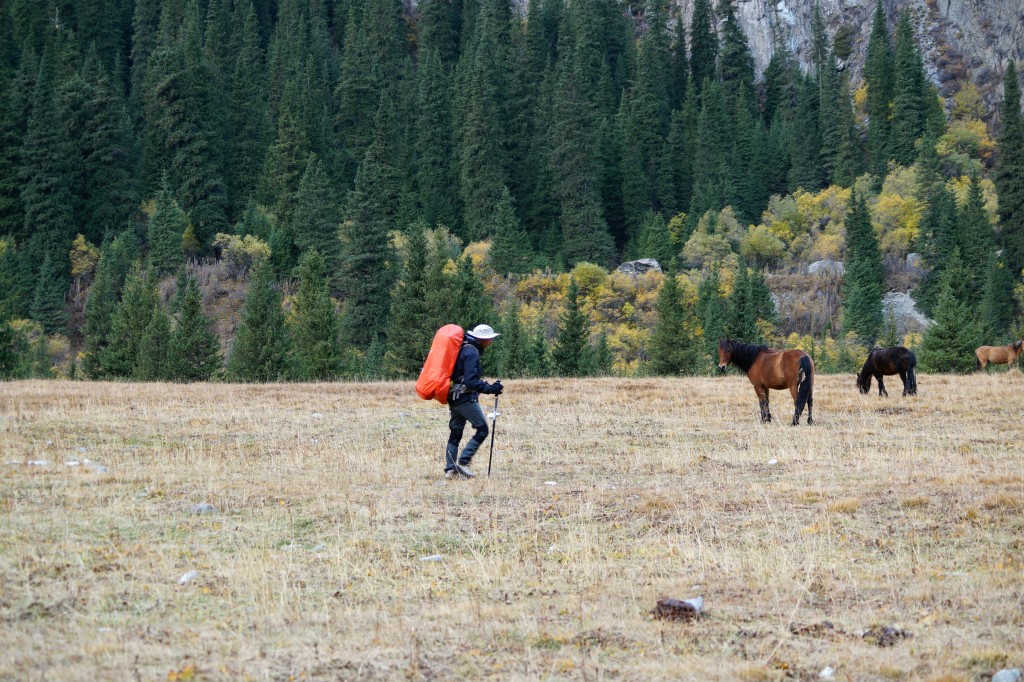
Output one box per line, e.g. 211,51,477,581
487,394,499,477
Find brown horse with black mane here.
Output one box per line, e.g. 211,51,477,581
718,338,814,425
857,346,917,397
975,340,1023,371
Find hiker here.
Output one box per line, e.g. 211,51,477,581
445,324,503,480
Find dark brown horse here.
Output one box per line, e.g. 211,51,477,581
856,347,917,397
976,340,1023,371
718,338,814,425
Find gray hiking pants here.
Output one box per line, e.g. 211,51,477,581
446,401,489,471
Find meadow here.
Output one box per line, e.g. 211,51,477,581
1,372,1022,681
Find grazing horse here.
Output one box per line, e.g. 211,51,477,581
718,338,814,425
856,347,917,397
975,340,1024,371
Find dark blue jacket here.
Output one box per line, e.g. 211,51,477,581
449,338,498,406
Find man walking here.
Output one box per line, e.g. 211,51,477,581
445,324,503,480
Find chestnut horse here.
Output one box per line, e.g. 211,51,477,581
718,338,814,425
856,346,917,397
975,339,1023,371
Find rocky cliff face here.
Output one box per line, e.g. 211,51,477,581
672,0,1024,115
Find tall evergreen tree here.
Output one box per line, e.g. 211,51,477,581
889,10,928,166
696,265,727,365
688,0,717,94
488,186,534,275
492,300,530,379
29,254,69,335
227,1,270,217
414,48,460,231
82,232,138,377
136,300,173,381
716,0,755,115
526,317,553,377
649,265,701,374
864,0,893,180
957,175,995,304
228,261,291,382
552,277,590,376
979,256,1016,339
384,225,436,378
147,183,188,278
102,264,157,378
995,61,1024,280
689,79,732,220
918,249,978,373
339,93,402,350
291,248,343,380
291,154,342,278
842,190,884,346
168,276,222,381
728,256,760,342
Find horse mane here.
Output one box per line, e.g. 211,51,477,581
729,341,769,373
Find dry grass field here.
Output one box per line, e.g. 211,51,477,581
2,372,1023,681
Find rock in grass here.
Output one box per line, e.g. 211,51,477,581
860,625,910,647
178,570,198,585
190,502,217,515
652,597,703,621
992,670,1021,682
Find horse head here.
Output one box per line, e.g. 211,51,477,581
856,372,870,394
717,338,733,374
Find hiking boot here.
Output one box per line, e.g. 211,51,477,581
454,463,476,479
444,470,456,480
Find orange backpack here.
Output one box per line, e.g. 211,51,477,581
415,324,465,404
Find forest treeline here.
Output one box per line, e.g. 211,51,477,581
0,0,1022,380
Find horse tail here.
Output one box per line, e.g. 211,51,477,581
907,351,917,395
795,354,813,416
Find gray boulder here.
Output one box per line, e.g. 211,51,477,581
882,291,933,333
615,259,662,276
807,259,845,276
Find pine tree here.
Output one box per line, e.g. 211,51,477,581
20,49,76,276
488,186,534,275
439,255,496,333
136,300,173,381
82,232,139,377
864,0,893,180
635,212,676,265
290,249,343,381
383,225,436,378
917,249,978,373
688,0,717,93
227,1,270,217
102,264,157,378
649,266,701,374
889,10,928,166
995,61,1024,279
29,254,69,334
148,183,188,278
291,154,342,279
696,265,727,364
526,317,553,377
168,276,222,381
979,256,1015,339
689,79,732,221
260,106,311,233
492,301,530,378
842,190,884,346
228,261,291,382
787,74,824,192
552,277,590,377
414,48,460,231
716,0,755,115
728,256,759,342
339,93,402,350
914,182,959,317
957,175,994,304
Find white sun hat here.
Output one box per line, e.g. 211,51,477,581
467,324,500,340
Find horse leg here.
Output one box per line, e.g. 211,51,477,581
807,393,813,425
757,387,771,423
898,369,908,396
876,374,887,397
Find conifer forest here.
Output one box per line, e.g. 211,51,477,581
1,0,1023,381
